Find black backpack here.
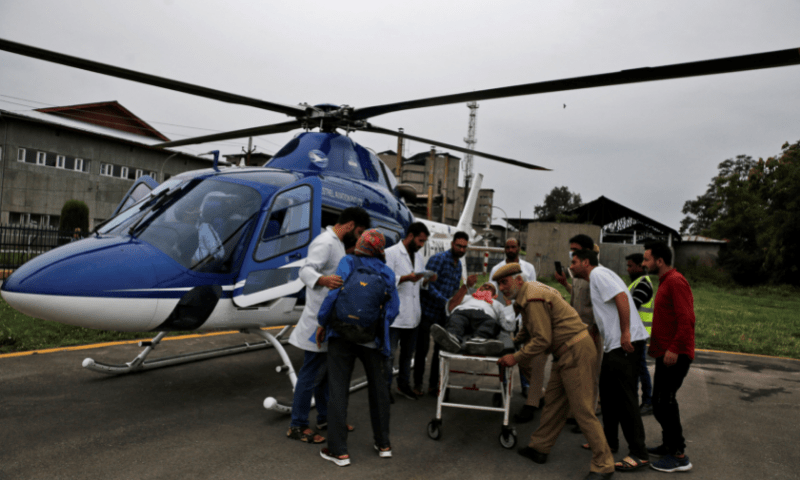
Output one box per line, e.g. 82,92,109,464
331,256,388,344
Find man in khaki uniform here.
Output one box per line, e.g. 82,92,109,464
495,263,614,480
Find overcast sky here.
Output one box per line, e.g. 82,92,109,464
1,0,798,232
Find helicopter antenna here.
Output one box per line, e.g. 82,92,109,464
463,102,479,194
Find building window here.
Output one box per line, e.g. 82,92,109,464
56,155,66,169
100,163,112,176
75,158,84,171
36,152,46,165
17,148,26,162
135,169,143,179
150,171,157,179
120,166,129,179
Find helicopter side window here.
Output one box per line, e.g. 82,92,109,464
255,185,313,262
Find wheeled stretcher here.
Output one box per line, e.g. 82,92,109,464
426,350,517,448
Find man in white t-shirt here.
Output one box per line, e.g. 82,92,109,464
384,222,431,401
570,249,651,472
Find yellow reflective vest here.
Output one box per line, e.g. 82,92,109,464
628,274,654,335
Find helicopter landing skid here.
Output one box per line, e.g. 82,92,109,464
82,326,292,375
258,325,409,415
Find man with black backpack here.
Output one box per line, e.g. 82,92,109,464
315,229,400,467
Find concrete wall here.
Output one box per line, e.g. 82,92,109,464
522,222,683,278
0,117,210,229
525,222,601,279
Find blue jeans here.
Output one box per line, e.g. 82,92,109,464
637,343,653,405
290,350,329,428
387,327,417,390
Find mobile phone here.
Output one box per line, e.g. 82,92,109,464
554,261,563,276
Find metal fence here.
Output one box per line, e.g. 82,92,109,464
0,224,76,270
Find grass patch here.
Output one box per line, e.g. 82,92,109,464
0,300,188,354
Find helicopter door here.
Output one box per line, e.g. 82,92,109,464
232,177,321,308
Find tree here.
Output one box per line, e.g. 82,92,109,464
679,142,800,285
534,186,582,221
754,141,800,285
59,200,89,237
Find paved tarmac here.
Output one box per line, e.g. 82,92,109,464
1,332,799,480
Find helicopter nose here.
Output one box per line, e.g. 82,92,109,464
1,237,162,331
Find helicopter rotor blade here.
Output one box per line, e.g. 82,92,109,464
362,125,550,171
0,38,308,117
156,120,303,148
352,47,800,120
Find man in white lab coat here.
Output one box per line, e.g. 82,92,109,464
286,207,371,444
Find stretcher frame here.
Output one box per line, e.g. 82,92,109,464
426,350,517,448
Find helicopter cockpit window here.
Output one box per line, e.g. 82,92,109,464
98,178,185,235
134,180,262,273
255,185,312,262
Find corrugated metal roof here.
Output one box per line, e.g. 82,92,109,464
1,107,207,160
681,235,727,243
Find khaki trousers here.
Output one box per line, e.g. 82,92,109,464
518,352,549,407
527,336,614,474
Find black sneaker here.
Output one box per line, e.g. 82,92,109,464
650,454,692,472
640,403,653,416
463,337,504,355
389,392,395,404
430,324,461,353
397,384,419,400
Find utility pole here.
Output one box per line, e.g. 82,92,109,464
395,128,404,178
241,137,255,166
426,147,435,220
441,152,449,223
463,102,479,199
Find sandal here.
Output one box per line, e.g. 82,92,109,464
615,455,650,471
582,443,618,453
287,426,325,444
320,448,350,467
316,422,355,432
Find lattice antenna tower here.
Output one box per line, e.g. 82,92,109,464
463,102,479,193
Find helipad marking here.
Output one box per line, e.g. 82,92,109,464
0,326,287,359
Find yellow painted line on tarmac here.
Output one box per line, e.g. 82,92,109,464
696,348,800,362
0,326,288,359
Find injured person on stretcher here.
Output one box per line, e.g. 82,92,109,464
430,283,516,356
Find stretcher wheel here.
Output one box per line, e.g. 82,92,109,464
427,420,442,440
499,428,517,449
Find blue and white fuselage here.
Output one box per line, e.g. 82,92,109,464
1,132,413,333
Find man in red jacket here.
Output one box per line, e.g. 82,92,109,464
642,241,695,473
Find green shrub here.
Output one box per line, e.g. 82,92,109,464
59,200,89,237
681,255,734,287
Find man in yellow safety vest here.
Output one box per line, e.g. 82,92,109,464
626,253,654,416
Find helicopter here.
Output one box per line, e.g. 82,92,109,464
1,38,798,413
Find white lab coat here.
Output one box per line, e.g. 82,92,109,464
384,242,425,329
288,226,345,352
